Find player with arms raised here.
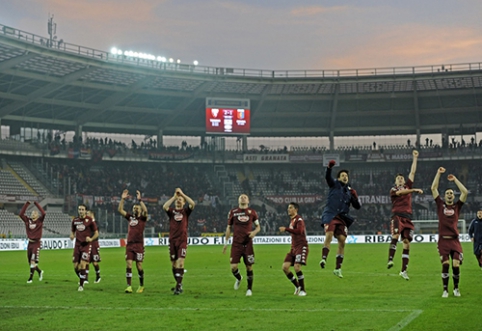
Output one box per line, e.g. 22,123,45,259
70,204,98,291
118,189,148,294
223,194,261,296
19,201,46,283
387,149,424,280
163,187,196,295
431,167,468,298
319,160,361,278
279,202,308,296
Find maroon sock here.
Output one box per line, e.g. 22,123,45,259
29,267,34,280
138,269,145,286
79,269,86,286
85,265,90,281
322,247,330,260
442,264,449,291
336,254,344,269
247,270,253,290
232,268,242,281
286,272,299,288
388,238,398,261
296,271,305,291
174,268,184,290
452,266,460,289
126,268,132,286
401,249,409,272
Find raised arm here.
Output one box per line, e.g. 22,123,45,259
34,201,46,217
163,194,177,211
408,150,419,182
431,167,445,199
448,174,468,203
176,188,196,210
325,160,336,187
118,189,128,217
19,201,30,218
136,190,148,216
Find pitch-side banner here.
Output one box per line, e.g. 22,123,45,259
0,235,472,251
243,154,289,163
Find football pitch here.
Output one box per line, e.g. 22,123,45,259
0,243,479,331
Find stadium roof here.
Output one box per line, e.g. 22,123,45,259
1,23,482,138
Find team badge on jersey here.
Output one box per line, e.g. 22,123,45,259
129,217,139,226
238,215,250,222
174,213,183,222
443,206,455,216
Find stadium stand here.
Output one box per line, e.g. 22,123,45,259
1,23,482,238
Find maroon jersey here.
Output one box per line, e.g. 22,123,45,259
285,214,308,250
227,207,259,245
124,213,147,243
435,196,464,237
166,207,192,242
19,202,46,241
71,216,97,243
390,178,413,216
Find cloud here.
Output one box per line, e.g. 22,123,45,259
291,5,349,17
322,24,482,69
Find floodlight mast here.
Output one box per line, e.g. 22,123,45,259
47,14,57,48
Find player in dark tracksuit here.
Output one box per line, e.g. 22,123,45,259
468,210,482,269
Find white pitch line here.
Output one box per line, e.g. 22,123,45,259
1,305,421,314
387,309,423,331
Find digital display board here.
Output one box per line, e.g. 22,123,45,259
206,108,251,135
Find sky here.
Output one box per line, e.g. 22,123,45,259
1,0,482,71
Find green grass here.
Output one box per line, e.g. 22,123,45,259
0,243,480,331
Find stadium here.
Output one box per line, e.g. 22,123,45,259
1,19,482,331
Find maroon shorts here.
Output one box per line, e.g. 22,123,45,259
90,241,101,262
169,239,187,261
390,215,414,241
72,243,92,263
27,240,41,263
230,241,255,265
125,243,145,262
284,246,309,266
324,218,348,238
438,238,463,263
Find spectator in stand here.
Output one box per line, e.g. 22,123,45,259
19,201,46,283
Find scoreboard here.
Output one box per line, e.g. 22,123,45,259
206,98,250,135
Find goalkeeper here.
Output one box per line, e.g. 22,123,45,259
319,160,361,278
